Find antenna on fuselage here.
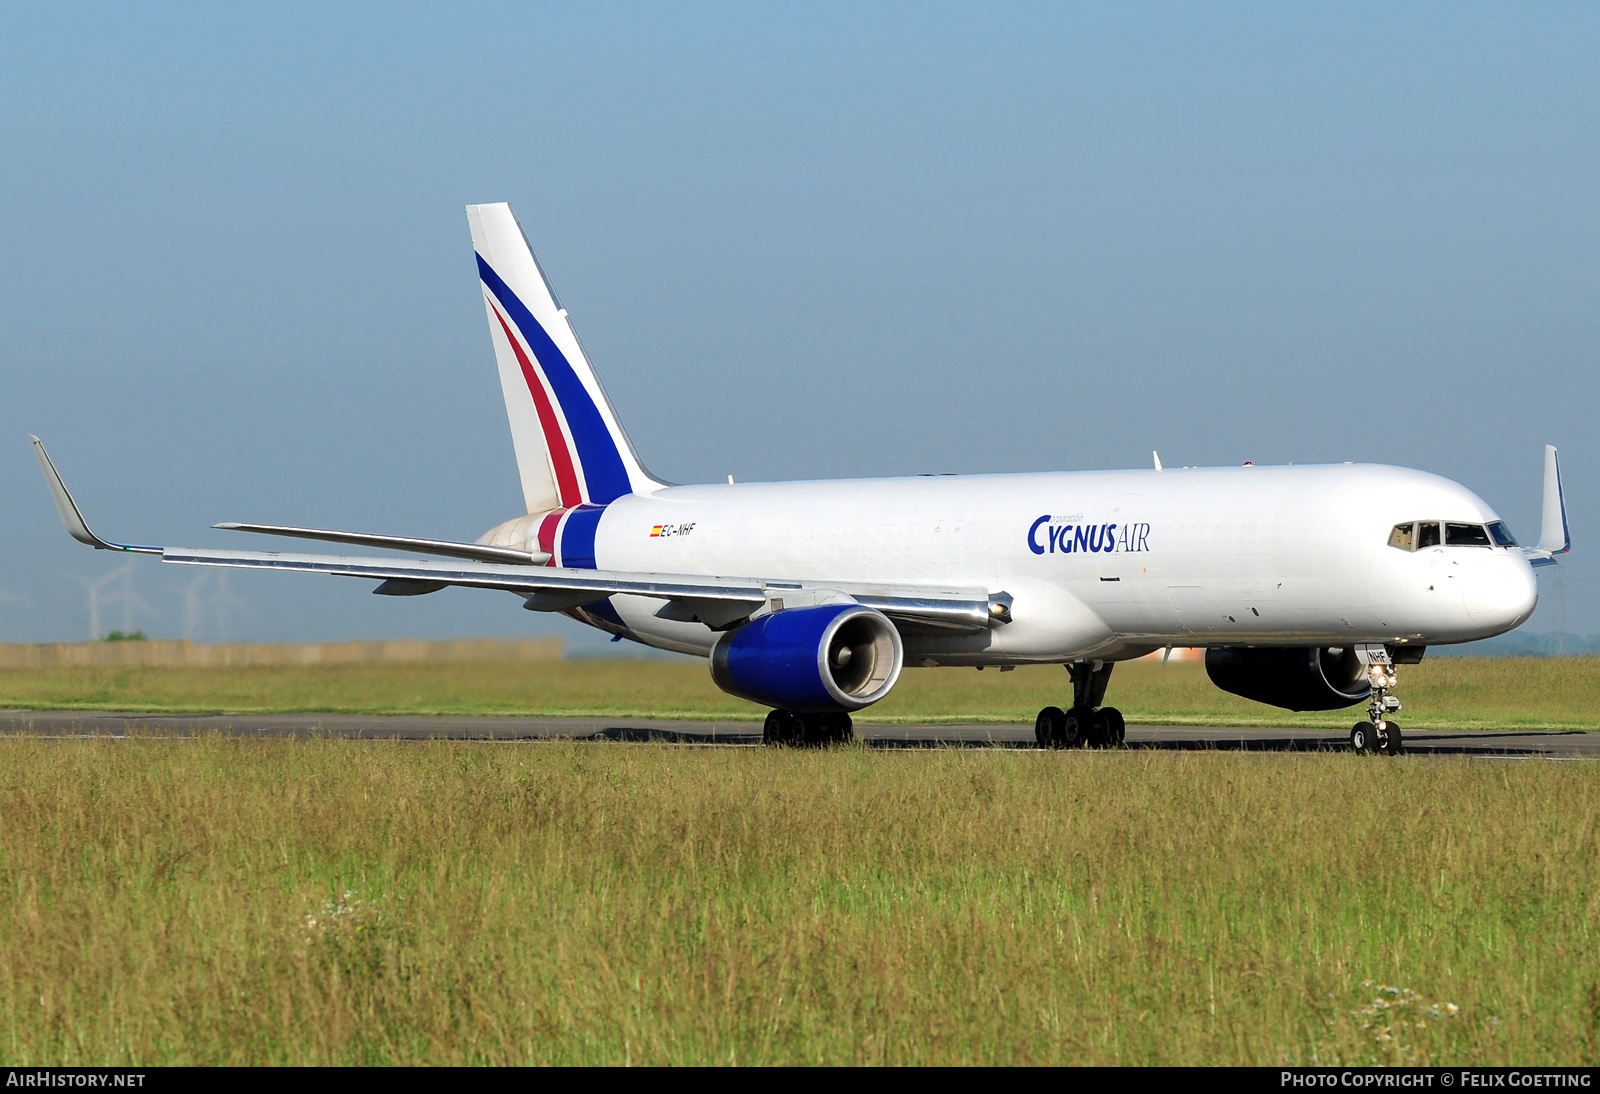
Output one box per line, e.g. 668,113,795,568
1153,451,1163,472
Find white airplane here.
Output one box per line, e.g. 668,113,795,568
31,203,1570,753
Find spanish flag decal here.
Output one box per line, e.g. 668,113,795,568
650,525,663,537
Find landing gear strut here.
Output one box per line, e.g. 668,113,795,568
1035,660,1125,749
1350,646,1403,755
763,709,853,747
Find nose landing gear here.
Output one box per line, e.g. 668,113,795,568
1350,645,1403,755
1035,660,1125,749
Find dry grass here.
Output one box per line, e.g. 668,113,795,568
0,737,1594,1065
2,656,1599,731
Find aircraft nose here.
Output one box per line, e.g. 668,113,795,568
1462,555,1539,630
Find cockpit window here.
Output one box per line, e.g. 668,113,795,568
1390,520,1506,550
1446,522,1492,547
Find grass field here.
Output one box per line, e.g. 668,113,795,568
2,655,1600,731
0,738,1593,1065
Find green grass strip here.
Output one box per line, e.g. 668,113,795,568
2,657,1598,731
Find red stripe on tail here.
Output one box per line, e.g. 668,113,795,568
490,303,583,508
537,509,566,568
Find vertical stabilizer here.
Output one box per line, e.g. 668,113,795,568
467,203,663,512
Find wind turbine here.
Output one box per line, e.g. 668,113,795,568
210,571,252,643
72,560,159,640
112,562,157,634
182,571,212,642
71,565,126,641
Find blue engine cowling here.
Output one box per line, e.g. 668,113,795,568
710,604,904,712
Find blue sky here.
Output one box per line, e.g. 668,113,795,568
1,3,1596,652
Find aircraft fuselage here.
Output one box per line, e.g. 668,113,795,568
532,461,1538,662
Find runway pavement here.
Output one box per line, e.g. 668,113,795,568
1,709,1597,756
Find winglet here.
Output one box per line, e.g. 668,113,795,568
1538,444,1570,555
29,436,159,554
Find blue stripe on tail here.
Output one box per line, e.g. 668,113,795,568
476,255,633,505
557,505,606,570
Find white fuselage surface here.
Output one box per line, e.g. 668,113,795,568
576,462,1537,662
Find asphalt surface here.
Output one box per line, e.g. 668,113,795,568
1,710,1596,756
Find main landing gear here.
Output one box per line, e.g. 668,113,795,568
1350,647,1403,755
763,709,854,747
1036,660,1125,749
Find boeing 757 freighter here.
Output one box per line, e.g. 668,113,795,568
32,203,1570,752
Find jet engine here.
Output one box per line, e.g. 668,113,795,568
710,604,904,712
1204,646,1371,712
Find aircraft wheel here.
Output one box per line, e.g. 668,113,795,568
829,713,855,745
1035,706,1066,749
1350,721,1376,754
1380,722,1403,756
790,713,852,747
767,709,805,747
1102,707,1126,747
793,713,820,747
1062,706,1090,748
1085,708,1110,748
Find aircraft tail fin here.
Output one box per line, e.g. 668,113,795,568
466,203,663,513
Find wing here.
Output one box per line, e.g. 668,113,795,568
30,436,159,554
158,546,998,632
211,522,550,566
31,438,1007,635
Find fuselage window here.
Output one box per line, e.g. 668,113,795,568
1446,522,1492,547
1488,520,1518,547
1388,522,1416,550
1417,522,1442,549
